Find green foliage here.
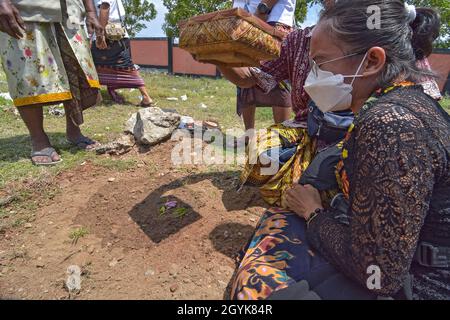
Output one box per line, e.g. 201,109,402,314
409,0,450,48
173,207,188,219
162,0,233,38
122,0,157,38
69,227,89,244
293,1,310,26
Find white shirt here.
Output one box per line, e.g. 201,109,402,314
11,0,86,25
232,0,296,27
96,0,129,38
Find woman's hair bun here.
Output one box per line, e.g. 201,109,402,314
410,7,441,60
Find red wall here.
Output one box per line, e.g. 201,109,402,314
130,39,168,67
130,39,217,76
429,53,450,91
172,47,217,76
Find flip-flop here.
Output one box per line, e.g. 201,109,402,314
68,136,100,150
139,100,155,108
30,147,62,166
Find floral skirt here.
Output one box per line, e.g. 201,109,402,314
0,22,100,125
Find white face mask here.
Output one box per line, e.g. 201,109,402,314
304,52,368,113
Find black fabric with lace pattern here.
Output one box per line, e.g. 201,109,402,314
306,86,450,300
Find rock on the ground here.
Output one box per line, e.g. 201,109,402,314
109,259,118,267
145,268,155,277
169,263,179,277
0,195,16,207
0,92,12,100
48,105,65,117
125,107,180,146
170,284,179,292
65,265,82,293
95,134,135,155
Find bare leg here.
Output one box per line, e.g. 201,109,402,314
242,105,256,131
17,105,60,163
107,87,125,104
64,102,98,150
272,106,292,124
138,86,153,105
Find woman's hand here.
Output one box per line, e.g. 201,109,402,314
216,66,256,88
0,0,25,39
95,35,107,50
83,0,105,47
255,12,269,22
85,12,103,39
84,11,107,50
285,184,323,220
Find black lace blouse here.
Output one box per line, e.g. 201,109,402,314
306,86,450,300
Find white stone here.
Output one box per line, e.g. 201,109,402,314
125,107,180,146
65,265,81,292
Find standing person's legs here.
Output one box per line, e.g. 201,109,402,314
17,106,61,163
272,106,292,124
56,23,101,150
138,85,153,106
107,86,125,104
242,105,256,130
63,101,100,150
0,22,70,164
63,102,85,141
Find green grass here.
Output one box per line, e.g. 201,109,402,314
0,71,274,190
138,71,275,128
173,207,189,219
69,227,89,244
441,95,450,111
0,68,449,224
0,70,275,228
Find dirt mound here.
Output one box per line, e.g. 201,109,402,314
0,141,266,299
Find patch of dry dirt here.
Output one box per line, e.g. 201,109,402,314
0,141,266,299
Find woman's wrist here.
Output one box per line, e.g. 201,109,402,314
306,207,324,227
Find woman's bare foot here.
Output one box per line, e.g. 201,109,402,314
66,119,100,151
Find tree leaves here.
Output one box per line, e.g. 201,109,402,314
122,0,157,38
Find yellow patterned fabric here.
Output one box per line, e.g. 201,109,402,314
240,124,317,207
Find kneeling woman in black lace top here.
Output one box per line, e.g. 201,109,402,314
231,0,450,300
